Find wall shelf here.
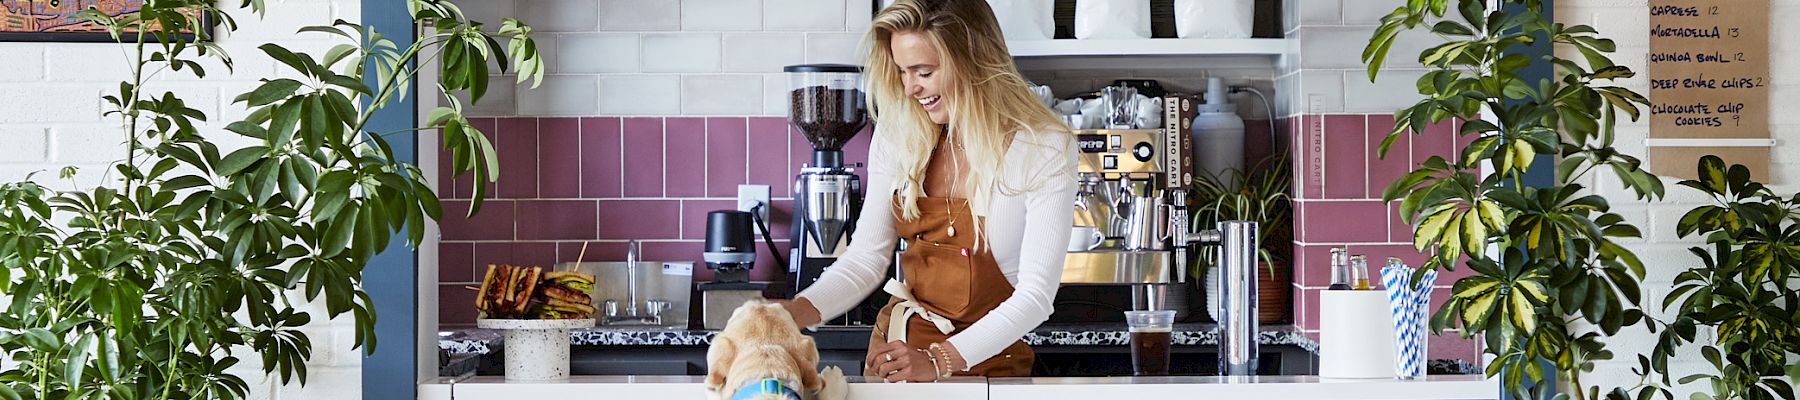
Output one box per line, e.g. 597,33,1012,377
1007,38,1287,57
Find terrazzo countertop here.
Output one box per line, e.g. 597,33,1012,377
438,323,1318,356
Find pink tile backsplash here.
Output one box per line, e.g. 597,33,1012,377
622,117,666,197
439,242,475,283
1321,115,1367,199
597,199,681,239
748,117,794,195
440,200,515,241
706,117,749,197
437,113,1488,355
538,118,582,198
515,200,600,240
1295,200,1389,243
580,117,624,198
664,118,708,197
1366,114,1412,198
497,118,539,198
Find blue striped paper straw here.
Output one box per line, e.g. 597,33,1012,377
1381,266,1418,378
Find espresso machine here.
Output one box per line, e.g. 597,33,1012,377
783,64,887,325
1060,128,1193,311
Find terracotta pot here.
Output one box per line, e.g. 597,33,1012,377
1199,257,1292,324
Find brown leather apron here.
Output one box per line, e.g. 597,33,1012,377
864,195,1034,377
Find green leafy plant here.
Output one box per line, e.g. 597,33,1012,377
0,0,539,399
1189,152,1292,276
1631,155,1800,400
1363,1,1663,399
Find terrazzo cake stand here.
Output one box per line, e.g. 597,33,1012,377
477,318,594,381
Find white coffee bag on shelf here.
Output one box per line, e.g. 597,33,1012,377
1074,0,1151,39
1174,0,1254,38
989,0,1053,41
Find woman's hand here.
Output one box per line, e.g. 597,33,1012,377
865,340,938,383
773,297,822,328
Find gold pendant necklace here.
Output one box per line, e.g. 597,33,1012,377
946,130,961,238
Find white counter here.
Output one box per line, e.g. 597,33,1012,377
431,375,988,399
422,375,1496,400
989,376,1496,400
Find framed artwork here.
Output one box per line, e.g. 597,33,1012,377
1,0,211,42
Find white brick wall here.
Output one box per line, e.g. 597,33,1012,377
1560,0,1799,395
469,0,874,117
0,1,365,398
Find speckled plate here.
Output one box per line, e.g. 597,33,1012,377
476,318,595,330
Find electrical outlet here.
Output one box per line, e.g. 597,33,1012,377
738,184,771,221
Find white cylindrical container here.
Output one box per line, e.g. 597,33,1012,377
1174,0,1255,39
1319,290,1398,379
1075,0,1151,39
1192,78,1245,186
478,318,595,381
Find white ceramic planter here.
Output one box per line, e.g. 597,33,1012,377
477,318,595,382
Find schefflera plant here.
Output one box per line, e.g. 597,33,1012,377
0,0,540,399
1364,1,1664,399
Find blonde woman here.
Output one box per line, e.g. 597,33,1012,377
778,0,1077,383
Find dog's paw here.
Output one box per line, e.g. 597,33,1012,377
815,366,848,400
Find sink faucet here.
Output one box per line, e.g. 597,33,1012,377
602,240,667,326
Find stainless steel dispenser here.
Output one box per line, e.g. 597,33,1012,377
1213,221,1260,376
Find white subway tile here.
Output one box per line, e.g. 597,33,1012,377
458,0,516,25
461,76,519,116
230,1,335,39
558,33,640,73
1297,0,1342,26
0,127,48,163
683,0,763,31
599,0,680,31
847,0,874,31
519,0,600,32
599,75,681,115
681,75,764,115
1297,70,1344,114
274,366,362,399
723,33,805,73
43,44,133,81
52,124,130,164
641,33,723,73
1343,68,1425,113
1298,26,1428,70
516,75,600,116
0,45,43,81
804,33,863,65
763,74,789,116
0,86,103,123
1340,0,1395,25
765,0,846,31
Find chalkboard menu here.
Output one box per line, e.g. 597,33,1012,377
1646,0,1771,180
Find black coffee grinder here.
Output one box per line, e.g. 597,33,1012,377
699,210,771,329
784,64,886,325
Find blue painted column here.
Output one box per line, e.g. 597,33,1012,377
361,0,419,398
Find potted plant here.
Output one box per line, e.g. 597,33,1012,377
0,0,539,397
1190,152,1293,323
1626,156,1800,400
1364,0,1663,398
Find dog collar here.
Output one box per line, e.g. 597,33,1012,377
731,378,801,400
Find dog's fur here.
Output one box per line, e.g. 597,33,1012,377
705,301,848,400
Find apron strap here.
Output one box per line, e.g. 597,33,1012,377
882,279,957,344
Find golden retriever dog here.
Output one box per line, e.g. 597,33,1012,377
706,300,847,400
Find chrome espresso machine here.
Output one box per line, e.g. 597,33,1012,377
1061,95,1263,375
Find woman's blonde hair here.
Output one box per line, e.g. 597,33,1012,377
863,0,1066,226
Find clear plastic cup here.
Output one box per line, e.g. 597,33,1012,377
1125,310,1176,376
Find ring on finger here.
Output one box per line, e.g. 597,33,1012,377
884,354,894,362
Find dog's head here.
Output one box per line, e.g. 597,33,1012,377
705,300,822,397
